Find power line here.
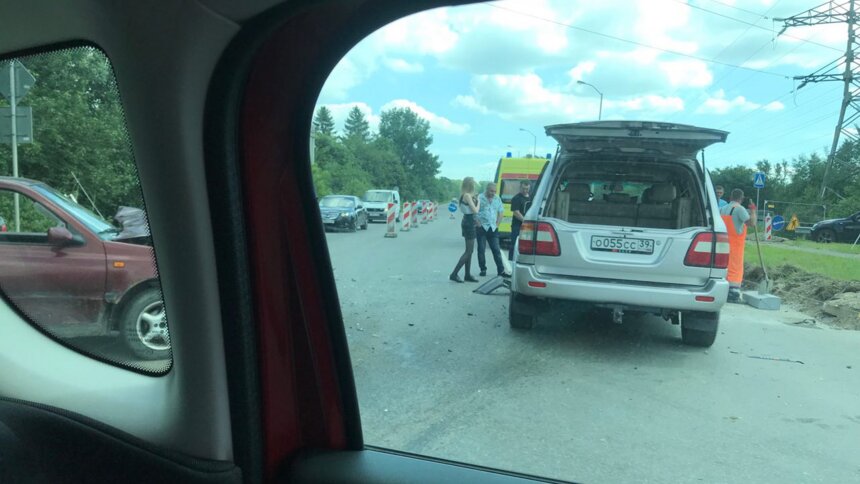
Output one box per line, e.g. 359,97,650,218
719,87,841,131
705,0,772,18
486,3,790,79
673,0,841,52
716,111,838,155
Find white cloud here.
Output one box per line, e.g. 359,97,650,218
453,95,490,114
567,61,596,84
696,89,761,115
764,101,785,111
456,73,684,122
381,99,471,135
608,95,684,113
659,59,713,88
379,8,459,55
384,58,424,73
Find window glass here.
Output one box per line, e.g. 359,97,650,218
311,2,858,482
0,47,170,374
499,179,527,202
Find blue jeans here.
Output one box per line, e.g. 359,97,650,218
477,226,505,275
508,224,521,260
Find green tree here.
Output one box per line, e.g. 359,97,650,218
709,165,756,202
0,47,140,218
378,107,441,198
313,106,336,136
342,106,370,143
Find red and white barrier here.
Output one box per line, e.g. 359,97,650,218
385,202,397,238
421,204,428,224
429,202,435,221
765,213,772,241
432,203,438,220
411,201,419,229
401,202,411,232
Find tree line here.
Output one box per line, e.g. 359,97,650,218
710,141,859,221
312,105,461,202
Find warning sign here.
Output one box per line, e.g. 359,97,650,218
787,214,799,231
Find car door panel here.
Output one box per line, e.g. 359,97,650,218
0,398,241,484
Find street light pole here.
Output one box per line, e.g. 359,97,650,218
518,128,536,157
577,80,604,120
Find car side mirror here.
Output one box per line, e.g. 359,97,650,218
47,226,78,248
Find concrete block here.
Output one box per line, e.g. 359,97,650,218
744,291,781,310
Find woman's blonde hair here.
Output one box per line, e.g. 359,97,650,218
461,177,476,195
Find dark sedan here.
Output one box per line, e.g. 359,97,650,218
811,211,860,243
319,195,368,232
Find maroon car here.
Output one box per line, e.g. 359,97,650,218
0,177,168,360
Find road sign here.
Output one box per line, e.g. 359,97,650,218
772,215,785,231
787,214,799,231
448,201,457,212
753,172,766,189
0,61,35,103
0,107,33,144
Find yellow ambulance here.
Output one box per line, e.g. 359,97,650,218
494,153,550,244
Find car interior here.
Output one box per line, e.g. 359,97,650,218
546,161,707,229
0,0,570,483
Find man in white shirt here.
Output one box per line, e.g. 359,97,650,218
476,183,505,277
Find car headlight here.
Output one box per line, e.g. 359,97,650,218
340,212,351,217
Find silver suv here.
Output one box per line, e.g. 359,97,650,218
510,121,730,347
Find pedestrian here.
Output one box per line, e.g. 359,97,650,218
508,181,530,260
450,177,480,283
720,188,756,303
715,185,728,208
476,182,506,277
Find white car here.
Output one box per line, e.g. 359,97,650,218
510,121,730,347
362,189,400,222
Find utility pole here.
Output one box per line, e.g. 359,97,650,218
776,0,859,200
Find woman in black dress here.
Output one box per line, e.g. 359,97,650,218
450,177,480,282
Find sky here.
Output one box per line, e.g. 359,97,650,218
315,0,849,182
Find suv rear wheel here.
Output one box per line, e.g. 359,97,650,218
509,292,536,330
680,311,718,347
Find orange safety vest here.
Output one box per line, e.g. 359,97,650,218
721,205,747,285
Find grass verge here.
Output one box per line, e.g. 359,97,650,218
781,238,860,254
744,242,860,281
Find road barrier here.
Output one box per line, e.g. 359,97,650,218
433,203,438,221
411,201,419,229
385,202,397,238
765,213,772,241
401,202,411,231
421,204,428,224
427,202,433,222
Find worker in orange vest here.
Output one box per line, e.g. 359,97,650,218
719,188,756,303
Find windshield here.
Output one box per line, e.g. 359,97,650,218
363,191,391,202
320,196,355,208
33,185,117,237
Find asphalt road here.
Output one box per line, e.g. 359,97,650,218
326,216,860,484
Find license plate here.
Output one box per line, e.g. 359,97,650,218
590,236,654,254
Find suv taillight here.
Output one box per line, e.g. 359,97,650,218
684,232,730,268
518,222,560,256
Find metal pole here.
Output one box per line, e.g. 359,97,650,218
820,0,855,200
598,92,603,120
9,61,19,232
756,188,760,221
